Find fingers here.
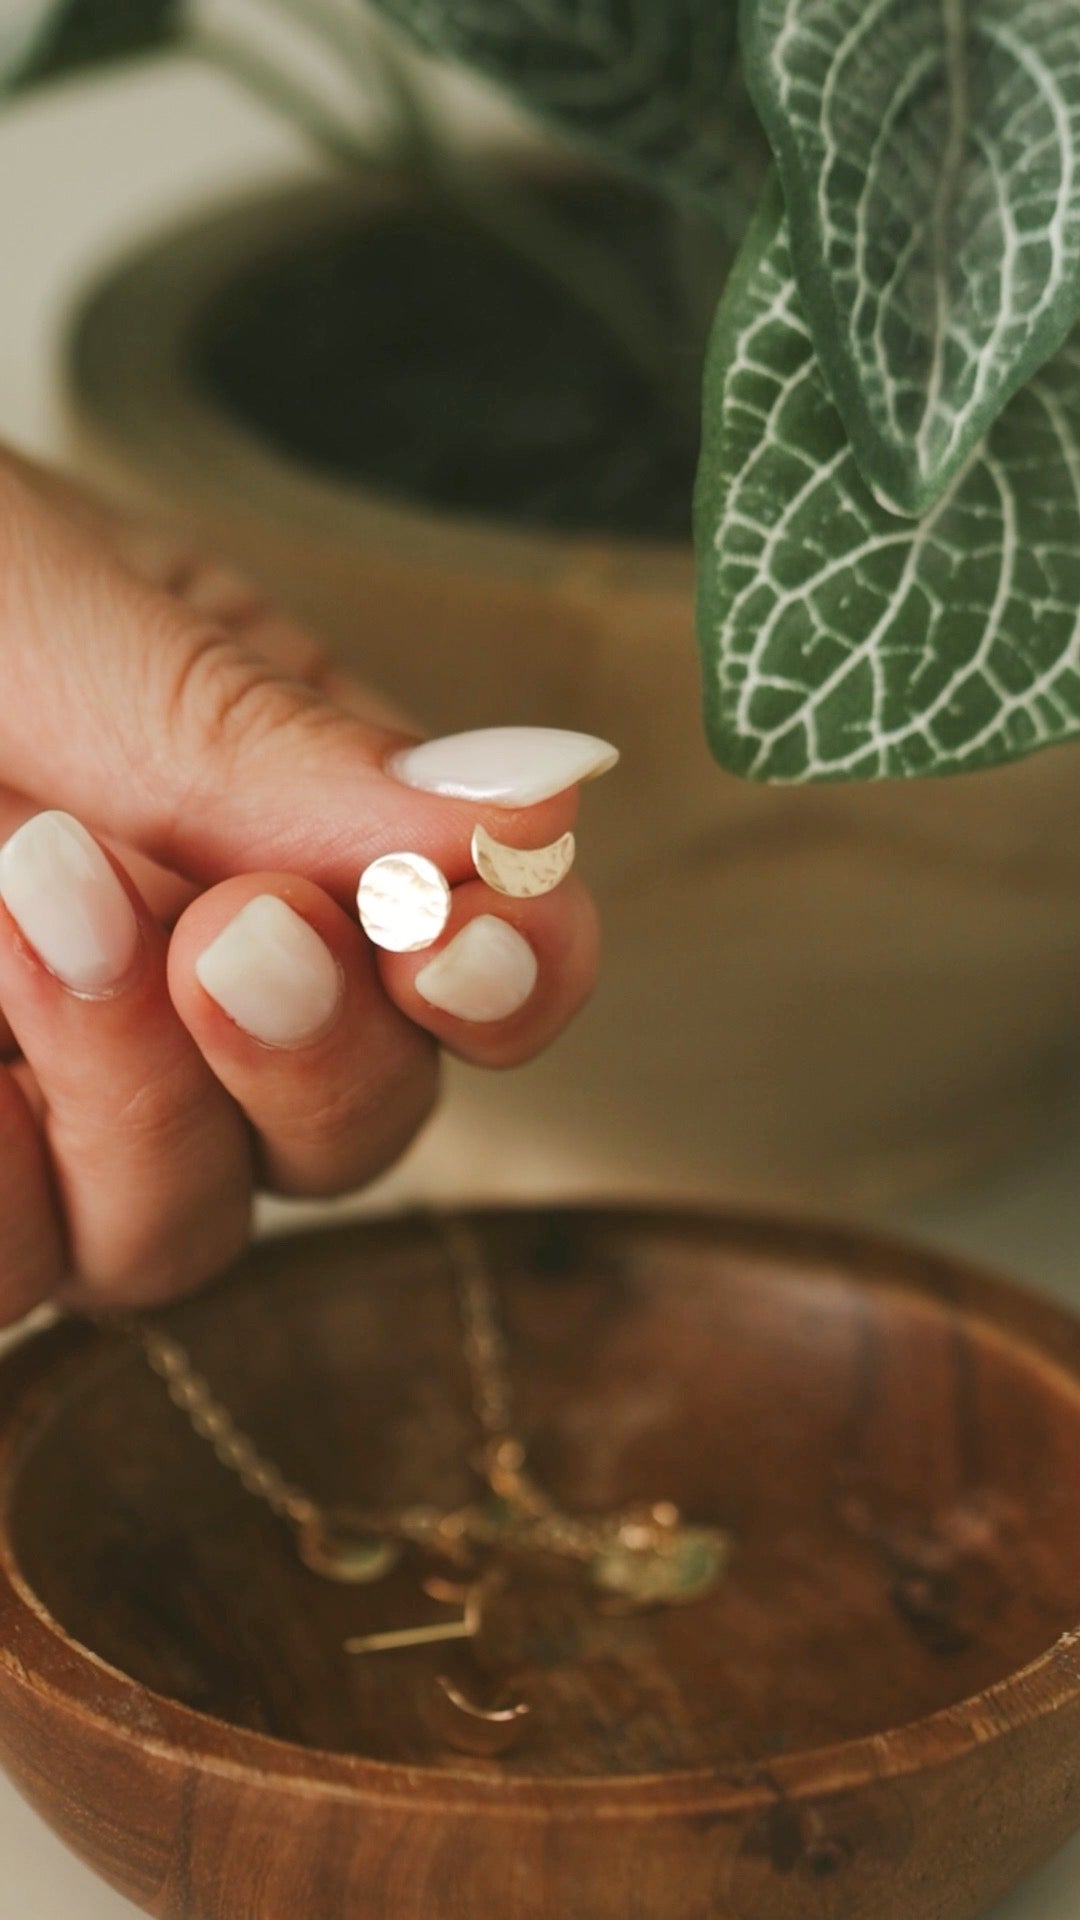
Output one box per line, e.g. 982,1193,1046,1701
0,1065,63,1326
167,875,439,1197
0,459,616,907
107,531,413,731
167,856,597,1198
0,777,195,940
379,877,601,1068
0,808,599,1320
0,815,596,1330
0,455,405,728
169,860,593,1202
0,813,252,1307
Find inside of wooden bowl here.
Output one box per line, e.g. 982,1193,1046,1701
8,1212,1080,1780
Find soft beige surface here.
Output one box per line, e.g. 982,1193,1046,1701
1,50,1079,1920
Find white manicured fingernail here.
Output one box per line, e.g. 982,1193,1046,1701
389,727,619,807
415,915,538,1022
195,896,342,1047
0,811,139,994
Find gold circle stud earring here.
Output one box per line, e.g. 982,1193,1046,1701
357,852,452,952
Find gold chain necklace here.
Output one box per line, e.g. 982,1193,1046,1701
114,1216,731,1618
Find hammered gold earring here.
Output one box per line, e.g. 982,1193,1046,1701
357,828,576,951
357,852,452,952
471,825,575,898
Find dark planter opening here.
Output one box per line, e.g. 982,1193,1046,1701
190,181,700,540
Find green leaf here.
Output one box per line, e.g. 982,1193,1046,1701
1,0,178,91
742,0,1080,516
695,179,1080,783
363,0,745,207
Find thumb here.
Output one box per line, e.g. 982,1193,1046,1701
0,464,615,903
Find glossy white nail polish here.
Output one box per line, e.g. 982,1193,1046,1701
414,915,538,1023
389,727,619,807
195,896,342,1047
0,811,139,994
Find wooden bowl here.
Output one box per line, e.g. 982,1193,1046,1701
3,1209,1080,1919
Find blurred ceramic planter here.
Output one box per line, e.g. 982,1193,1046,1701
63,179,1080,1209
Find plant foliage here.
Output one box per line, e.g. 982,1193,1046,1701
364,0,742,205
7,0,1080,782
742,0,1080,518
696,182,1080,781
0,0,178,91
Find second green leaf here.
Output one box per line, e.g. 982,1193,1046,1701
742,0,1080,514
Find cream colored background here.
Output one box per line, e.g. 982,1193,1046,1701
1,49,1080,1919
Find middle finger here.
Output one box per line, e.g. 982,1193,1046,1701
167,872,440,1197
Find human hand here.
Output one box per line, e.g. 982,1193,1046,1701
0,455,612,1324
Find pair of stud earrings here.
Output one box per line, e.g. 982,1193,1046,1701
357,824,575,953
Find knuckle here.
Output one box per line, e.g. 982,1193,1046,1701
143,620,357,863
102,1051,207,1154
155,619,336,783
50,1062,253,1308
159,624,294,769
90,1183,252,1311
272,1048,440,1197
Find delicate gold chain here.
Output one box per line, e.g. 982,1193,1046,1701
111,1215,732,1609
439,1214,516,1446
121,1318,320,1529
114,1213,518,1538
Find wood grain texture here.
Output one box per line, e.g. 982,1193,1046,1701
3,1210,1080,1918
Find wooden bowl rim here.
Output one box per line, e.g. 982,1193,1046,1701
63,174,696,599
3,1206,1080,1821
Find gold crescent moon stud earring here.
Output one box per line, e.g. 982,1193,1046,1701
471,824,575,898
357,852,452,951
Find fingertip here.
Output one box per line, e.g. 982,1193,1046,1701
385,726,618,809
415,914,540,1024
168,871,440,1198
0,809,146,999
169,874,359,1052
363,752,583,889
378,876,600,1067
